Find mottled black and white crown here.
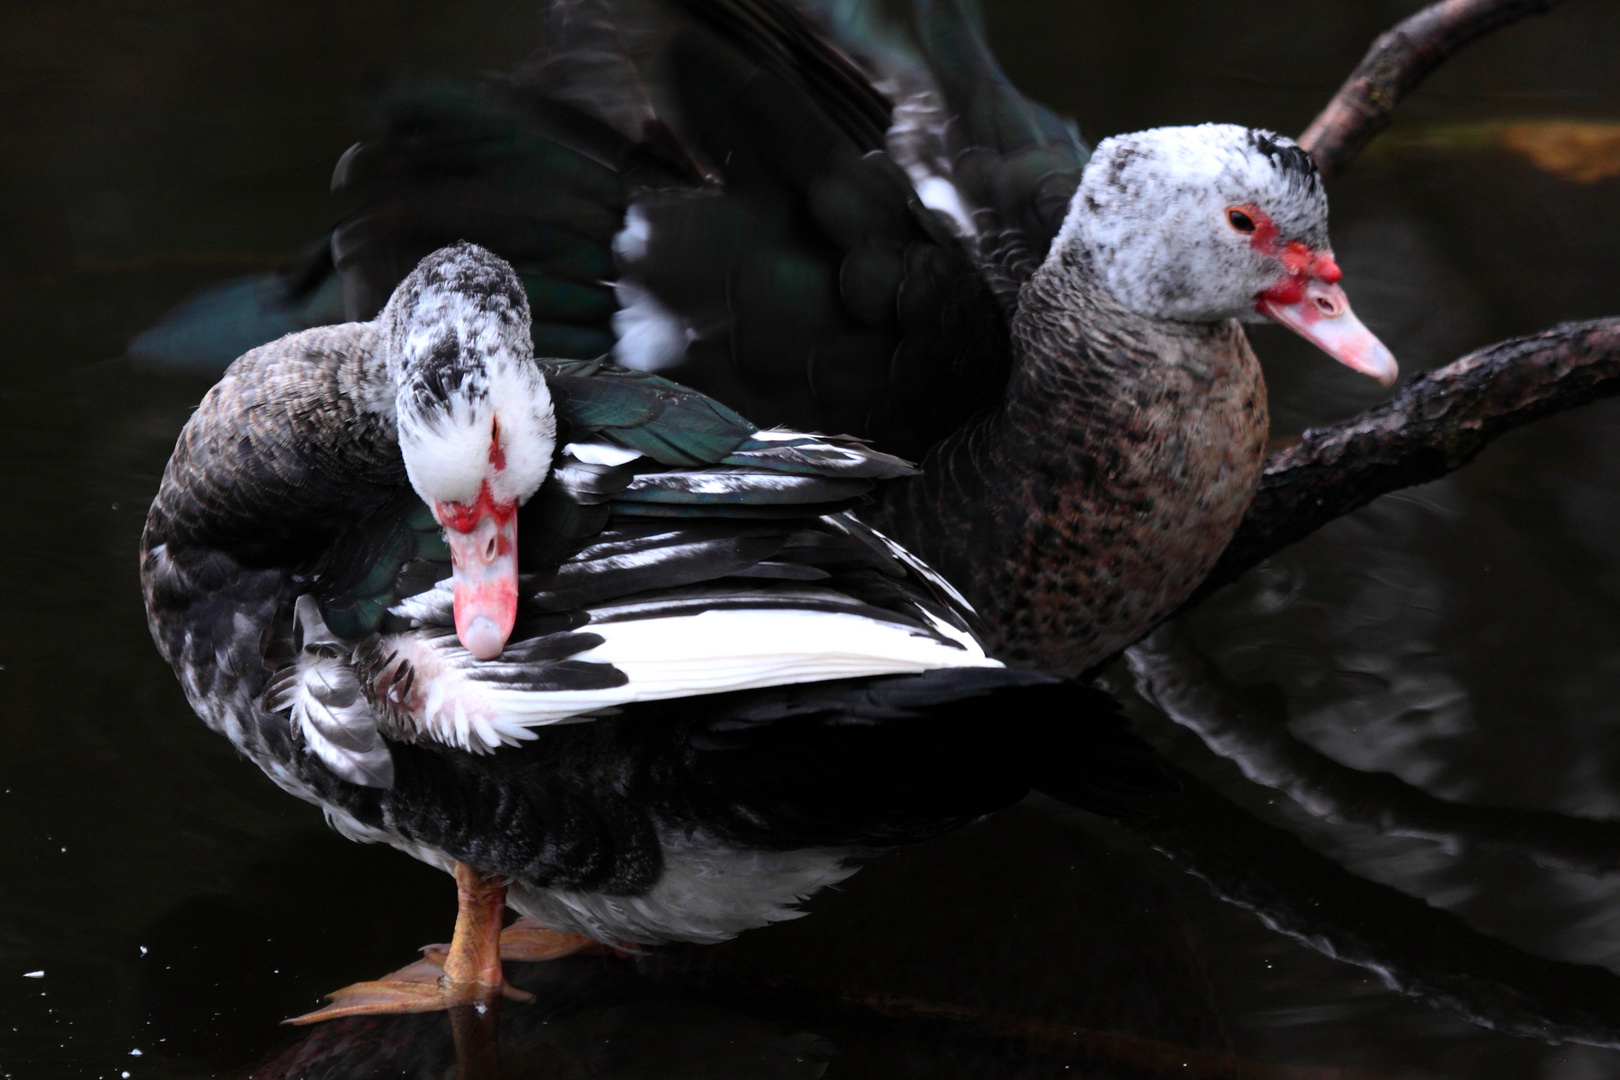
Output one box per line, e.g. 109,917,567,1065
379,242,556,509
1054,124,1331,324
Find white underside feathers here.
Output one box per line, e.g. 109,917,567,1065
510,831,865,946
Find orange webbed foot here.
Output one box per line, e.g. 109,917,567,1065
286,861,534,1025
284,947,534,1025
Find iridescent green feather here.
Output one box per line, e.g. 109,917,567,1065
316,499,449,640
544,358,757,466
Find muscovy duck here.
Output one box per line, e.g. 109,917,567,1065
137,0,1396,673
141,242,1147,1022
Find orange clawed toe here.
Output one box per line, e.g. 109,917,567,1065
285,864,607,1025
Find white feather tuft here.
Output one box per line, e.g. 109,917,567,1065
611,280,694,373
263,597,394,787
563,441,644,467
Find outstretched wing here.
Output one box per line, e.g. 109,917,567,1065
610,8,1010,461
133,0,1052,465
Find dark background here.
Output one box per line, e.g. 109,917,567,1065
2,1,1619,1076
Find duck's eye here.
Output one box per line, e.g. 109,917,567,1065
1226,208,1257,233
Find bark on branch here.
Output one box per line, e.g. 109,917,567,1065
1299,0,1566,180
1193,317,1620,606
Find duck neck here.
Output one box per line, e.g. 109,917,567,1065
144,323,407,569
864,246,1269,673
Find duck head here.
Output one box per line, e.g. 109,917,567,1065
380,243,556,660
1057,123,1397,386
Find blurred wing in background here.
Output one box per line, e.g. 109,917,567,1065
128,0,1090,463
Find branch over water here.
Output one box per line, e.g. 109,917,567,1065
1199,317,1620,602
1300,0,1567,180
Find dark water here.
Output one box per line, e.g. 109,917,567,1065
3,1,1620,1076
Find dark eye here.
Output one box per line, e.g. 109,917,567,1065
1227,208,1256,233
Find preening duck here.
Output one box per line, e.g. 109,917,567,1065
136,0,1397,674
141,243,1151,1021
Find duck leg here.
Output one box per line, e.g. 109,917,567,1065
285,861,535,1025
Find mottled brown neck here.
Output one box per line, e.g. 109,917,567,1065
864,252,1269,674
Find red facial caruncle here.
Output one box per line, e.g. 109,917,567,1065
436,422,520,661
1226,202,1398,387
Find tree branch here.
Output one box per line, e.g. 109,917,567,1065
1299,0,1566,180
1094,2,1620,1049
1193,317,1620,606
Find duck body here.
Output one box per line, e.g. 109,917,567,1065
872,250,1268,670
138,0,1393,677
141,245,1148,959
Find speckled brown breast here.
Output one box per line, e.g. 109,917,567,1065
866,260,1269,675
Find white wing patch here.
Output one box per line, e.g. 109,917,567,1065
370,605,999,754
612,280,693,373
573,607,998,698
912,175,976,238
563,441,644,467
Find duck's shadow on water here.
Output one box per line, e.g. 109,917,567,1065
133,804,1255,1079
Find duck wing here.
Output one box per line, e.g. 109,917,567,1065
135,0,1054,465
353,507,1001,754
607,6,1010,461
802,0,1091,286
336,7,1012,461
277,361,992,765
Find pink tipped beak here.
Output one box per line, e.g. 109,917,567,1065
1258,279,1399,387
445,512,519,660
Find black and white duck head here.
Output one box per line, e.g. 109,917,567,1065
379,242,556,660
1054,123,1398,386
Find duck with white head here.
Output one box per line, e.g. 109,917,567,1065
866,122,1398,673
143,240,1066,1021
1066,123,1395,384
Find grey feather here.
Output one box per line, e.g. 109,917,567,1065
262,596,396,788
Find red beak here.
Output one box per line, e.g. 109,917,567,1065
1257,259,1398,387
442,507,519,660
